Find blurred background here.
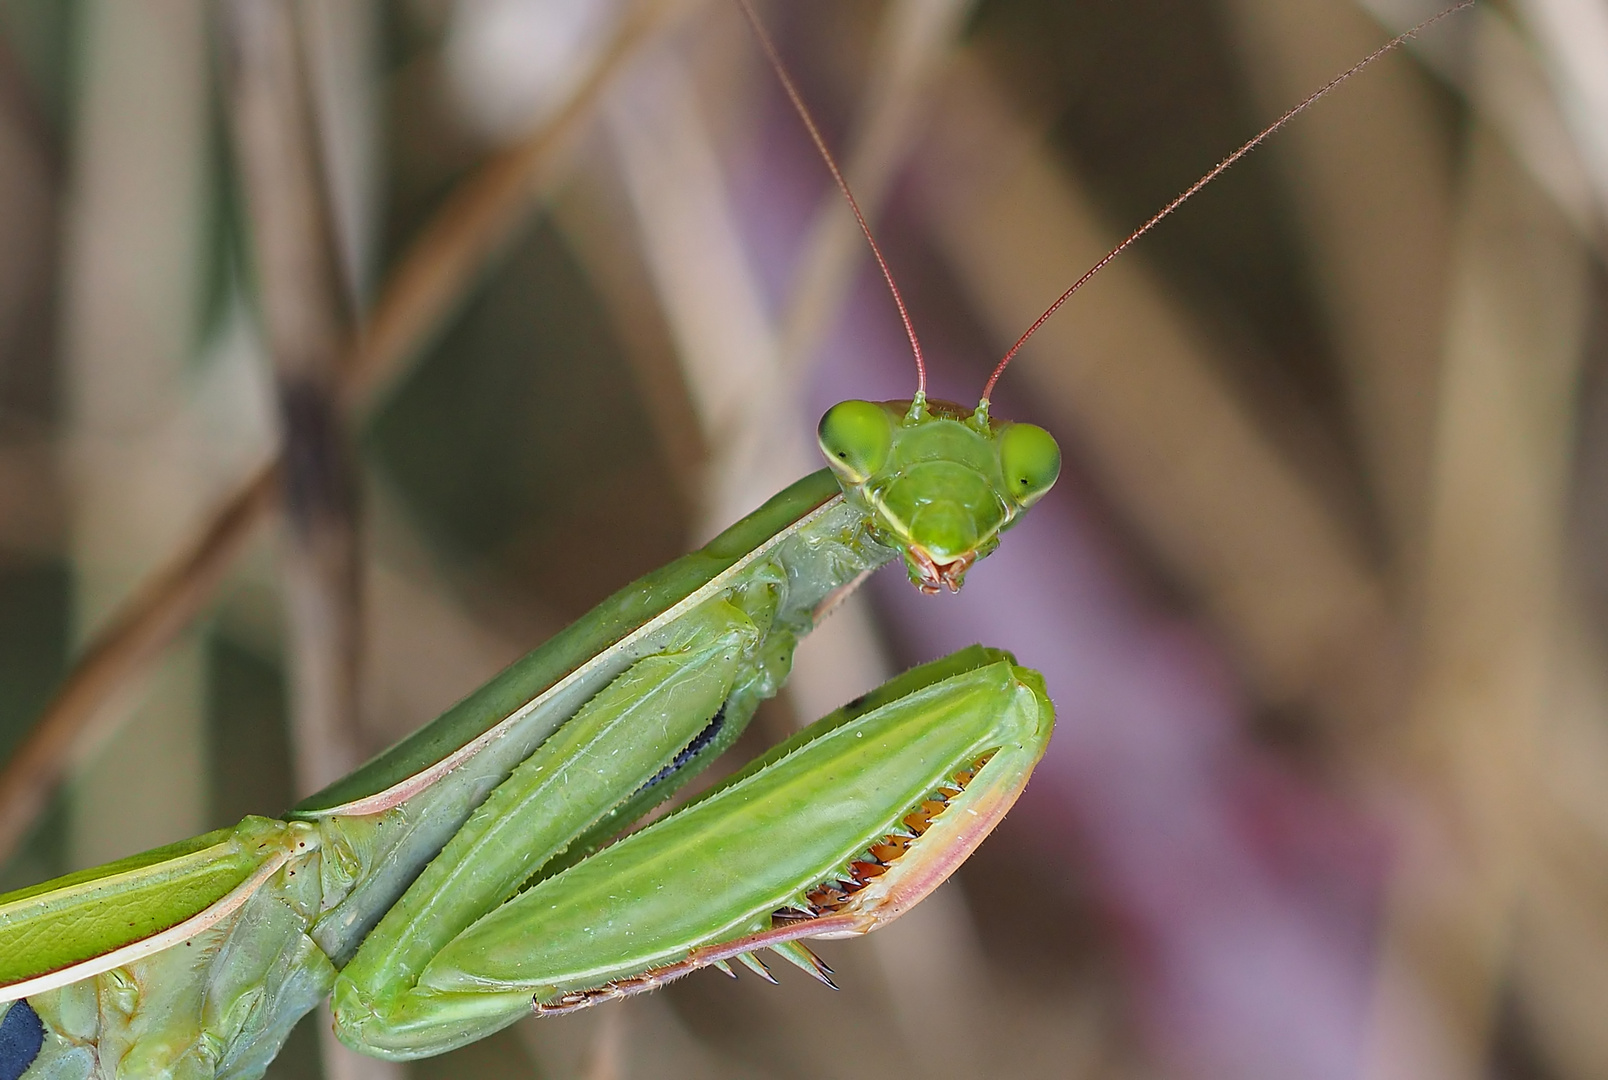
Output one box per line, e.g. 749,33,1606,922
0,0,1604,1077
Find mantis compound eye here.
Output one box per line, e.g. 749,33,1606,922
997,423,1061,508
818,400,895,484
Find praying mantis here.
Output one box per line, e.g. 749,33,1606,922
0,1,1472,1076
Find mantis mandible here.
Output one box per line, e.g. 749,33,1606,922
0,2,1471,1076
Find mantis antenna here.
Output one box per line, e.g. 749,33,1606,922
736,0,928,401
978,0,1476,404
740,0,1475,411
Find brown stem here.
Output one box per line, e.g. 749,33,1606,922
0,466,278,859
224,0,364,793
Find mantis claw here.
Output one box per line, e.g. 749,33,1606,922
734,952,778,984
768,941,837,989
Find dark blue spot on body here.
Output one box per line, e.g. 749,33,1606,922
0,999,44,1080
640,707,726,793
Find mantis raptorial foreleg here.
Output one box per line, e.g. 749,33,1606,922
330,647,1051,1061
1,643,1049,1075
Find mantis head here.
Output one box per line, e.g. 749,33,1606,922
818,395,1060,593
736,0,1063,585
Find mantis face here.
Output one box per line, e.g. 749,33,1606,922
818,397,1062,593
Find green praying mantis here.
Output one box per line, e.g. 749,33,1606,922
0,1,1472,1076
0,458,1056,1074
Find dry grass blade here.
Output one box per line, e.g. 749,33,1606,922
1516,0,1608,227
1361,127,1590,1079
1359,0,1603,243
0,0,676,865
225,0,365,796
